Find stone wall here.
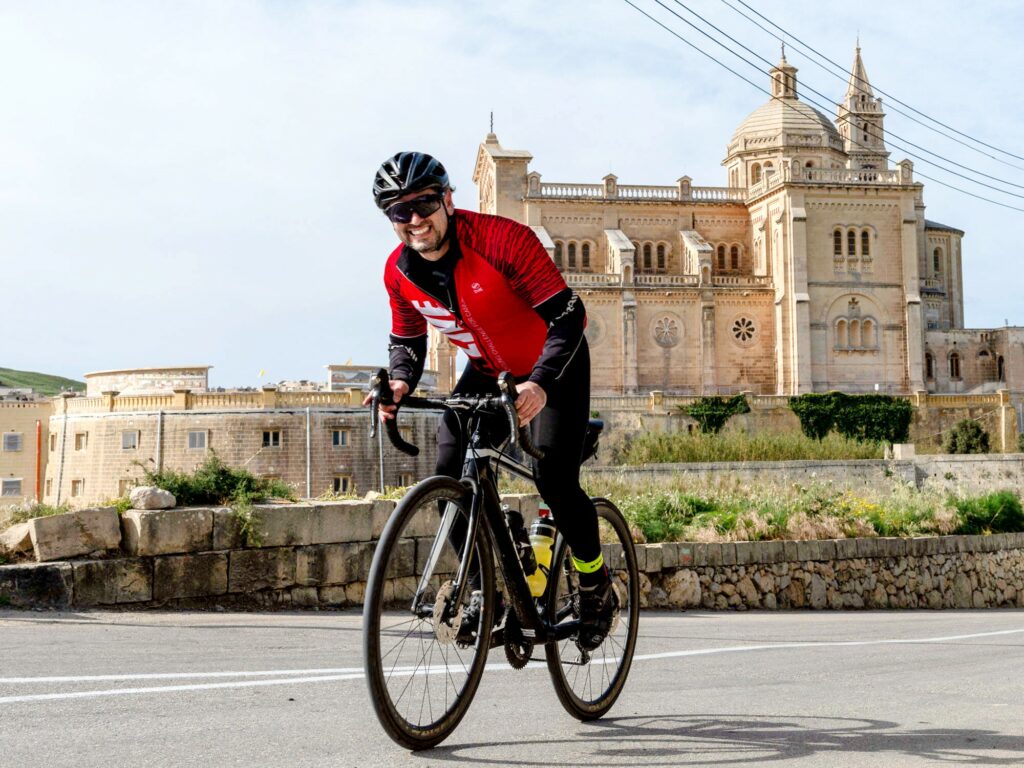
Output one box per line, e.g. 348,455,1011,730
585,454,1024,496
2,497,1022,612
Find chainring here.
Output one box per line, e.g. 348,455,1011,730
432,581,463,645
504,639,534,669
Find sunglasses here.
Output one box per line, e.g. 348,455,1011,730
384,192,445,224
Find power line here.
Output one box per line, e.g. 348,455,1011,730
660,0,1024,197
722,0,1024,165
618,0,1024,213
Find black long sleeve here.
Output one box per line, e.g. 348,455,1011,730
388,333,427,393
528,288,586,394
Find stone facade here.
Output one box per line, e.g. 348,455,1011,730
0,401,49,509
84,366,211,397
464,50,1021,401
43,388,439,507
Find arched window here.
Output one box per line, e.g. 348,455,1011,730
643,243,652,271
730,245,739,270
933,248,942,273
805,160,814,168
833,230,842,256
581,242,590,270
553,241,563,269
717,245,726,270
847,230,857,256
849,319,862,348
861,231,870,257
862,319,876,348
949,352,961,379
763,161,774,174
567,242,576,269
835,319,848,348
998,355,1005,381
751,163,762,184
925,352,934,380
656,244,665,271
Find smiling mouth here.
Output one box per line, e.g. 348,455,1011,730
409,225,431,238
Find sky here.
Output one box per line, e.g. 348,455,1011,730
3,0,1022,387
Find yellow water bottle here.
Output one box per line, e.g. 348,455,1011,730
526,503,557,597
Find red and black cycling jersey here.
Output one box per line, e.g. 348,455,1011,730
385,209,586,393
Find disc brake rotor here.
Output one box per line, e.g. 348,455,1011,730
432,581,462,645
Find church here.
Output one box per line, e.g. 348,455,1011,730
445,49,1022,397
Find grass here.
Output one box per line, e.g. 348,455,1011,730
4,503,72,527
0,367,84,396
614,430,885,464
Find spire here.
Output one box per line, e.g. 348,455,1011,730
769,52,798,99
845,43,874,100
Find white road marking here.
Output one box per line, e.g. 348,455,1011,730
1,626,1021,705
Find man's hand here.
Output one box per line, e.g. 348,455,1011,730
362,379,409,421
514,381,547,426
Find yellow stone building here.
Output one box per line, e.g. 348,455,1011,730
0,400,49,508
460,50,1022,400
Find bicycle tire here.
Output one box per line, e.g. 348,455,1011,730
544,497,639,720
363,476,495,750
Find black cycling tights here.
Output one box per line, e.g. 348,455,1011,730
435,341,601,567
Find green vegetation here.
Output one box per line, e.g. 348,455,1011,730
0,367,84,396
1019,433,1024,453
943,419,989,454
140,453,296,506
103,497,133,514
789,392,913,444
683,395,750,434
953,491,1023,534
5,502,71,527
615,430,884,464
232,502,263,547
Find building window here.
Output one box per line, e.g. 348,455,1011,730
998,355,1005,381
118,478,132,497
847,230,857,257
399,425,414,443
861,231,870,257
332,429,349,447
933,247,942,273
74,433,88,451
1,479,22,497
656,244,665,271
397,473,415,487
581,242,591,270
49,433,57,452
71,479,85,497
333,476,353,495
553,241,563,269
925,352,934,380
833,230,842,256
262,430,281,448
949,352,961,379
2,433,23,452
121,431,139,450
188,430,208,450
730,245,739,270
567,242,577,269
751,163,762,183
717,244,726,270
643,243,652,271
45,478,52,498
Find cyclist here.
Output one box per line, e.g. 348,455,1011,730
368,151,614,649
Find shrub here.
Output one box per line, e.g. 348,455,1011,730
953,491,1024,534
614,430,883,464
1018,432,1024,453
684,395,750,434
789,392,913,444
6,503,72,527
943,420,989,454
140,452,297,506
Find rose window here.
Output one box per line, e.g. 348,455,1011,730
653,317,680,347
732,317,756,343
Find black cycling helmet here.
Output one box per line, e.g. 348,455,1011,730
373,151,450,211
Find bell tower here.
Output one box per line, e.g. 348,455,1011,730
837,44,890,170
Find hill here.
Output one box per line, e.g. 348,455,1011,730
0,367,85,396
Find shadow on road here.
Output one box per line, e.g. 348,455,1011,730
426,713,1024,766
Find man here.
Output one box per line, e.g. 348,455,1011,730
368,151,613,649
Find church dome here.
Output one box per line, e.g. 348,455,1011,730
731,99,840,147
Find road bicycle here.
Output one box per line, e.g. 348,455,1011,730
362,369,640,750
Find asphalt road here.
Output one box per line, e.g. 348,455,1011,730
1,608,1023,767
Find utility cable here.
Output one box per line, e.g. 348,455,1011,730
723,0,1024,165
660,0,1024,197
619,0,1024,213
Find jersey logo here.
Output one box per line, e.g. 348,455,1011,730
411,300,482,359
470,281,484,294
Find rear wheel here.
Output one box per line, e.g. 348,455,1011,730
544,497,639,720
363,476,495,750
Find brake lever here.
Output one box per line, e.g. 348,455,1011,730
496,372,545,461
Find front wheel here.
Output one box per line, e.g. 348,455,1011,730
363,476,495,750
544,497,640,720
